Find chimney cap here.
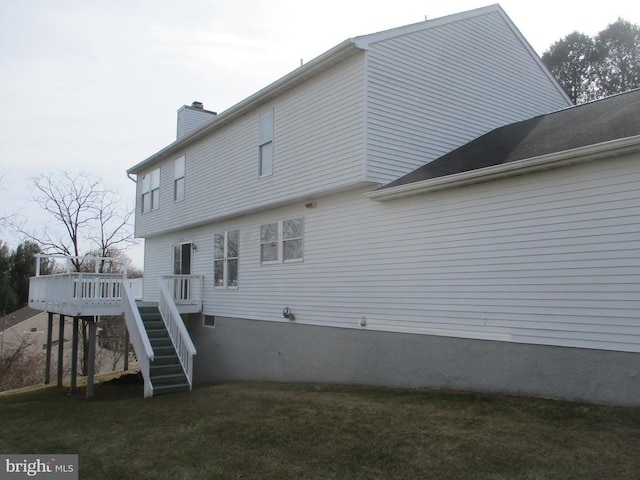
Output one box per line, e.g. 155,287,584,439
191,101,204,109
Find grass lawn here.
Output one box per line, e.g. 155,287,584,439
1,380,639,479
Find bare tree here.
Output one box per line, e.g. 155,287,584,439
0,332,48,392
14,171,136,376
17,171,135,272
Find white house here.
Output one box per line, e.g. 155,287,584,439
37,4,640,404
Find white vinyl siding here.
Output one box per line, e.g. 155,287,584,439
134,54,366,238
144,152,640,354
364,10,571,184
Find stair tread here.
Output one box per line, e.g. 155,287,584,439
153,384,190,395
152,372,187,379
134,302,192,397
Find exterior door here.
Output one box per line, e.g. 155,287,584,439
174,243,192,275
173,242,192,301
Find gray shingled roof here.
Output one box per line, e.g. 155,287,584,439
382,89,640,189
0,306,43,332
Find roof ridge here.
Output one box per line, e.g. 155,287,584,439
352,4,502,48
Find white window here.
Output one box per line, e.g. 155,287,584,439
260,217,304,264
141,168,160,213
260,223,278,263
283,217,304,262
214,230,239,288
174,155,185,202
259,110,273,177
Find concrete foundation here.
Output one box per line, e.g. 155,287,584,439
187,316,640,406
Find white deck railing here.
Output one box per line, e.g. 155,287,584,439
29,272,126,317
159,275,203,315
158,279,197,390
161,275,203,306
122,281,155,398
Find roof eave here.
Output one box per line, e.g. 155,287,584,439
365,135,640,202
127,39,362,175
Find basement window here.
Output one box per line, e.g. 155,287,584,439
204,315,215,328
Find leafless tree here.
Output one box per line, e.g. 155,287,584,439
97,316,129,372
16,171,135,272
0,332,48,392
14,171,136,376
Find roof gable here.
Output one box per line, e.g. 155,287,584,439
380,89,640,191
129,4,563,175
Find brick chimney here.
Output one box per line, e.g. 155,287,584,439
176,102,217,139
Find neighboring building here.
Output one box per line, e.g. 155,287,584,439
33,5,640,404
0,307,50,358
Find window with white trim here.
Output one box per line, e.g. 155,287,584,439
214,230,239,288
260,217,304,264
174,155,185,202
141,168,160,213
283,217,304,262
260,223,278,263
258,110,273,177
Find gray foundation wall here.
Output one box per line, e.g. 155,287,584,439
187,316,640,406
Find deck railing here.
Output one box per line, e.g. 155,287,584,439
158,279,197,390
122,281,155,397
160,275,203,314
29,272,126,317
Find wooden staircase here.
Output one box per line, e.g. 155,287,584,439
138,304,191,395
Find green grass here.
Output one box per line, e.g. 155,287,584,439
1,381,640,479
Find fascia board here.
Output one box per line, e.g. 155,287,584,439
365,135,640,202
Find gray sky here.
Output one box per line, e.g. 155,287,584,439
1,0,637,268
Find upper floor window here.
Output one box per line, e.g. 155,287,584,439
214,230,239,288
141,168,160,213
258,110,273,177
174,156,185,202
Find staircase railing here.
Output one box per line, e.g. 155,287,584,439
122,281,155,398
158,279,197,390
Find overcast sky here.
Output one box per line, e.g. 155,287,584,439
1,0,637,268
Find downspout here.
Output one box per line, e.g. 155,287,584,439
127,172,137,183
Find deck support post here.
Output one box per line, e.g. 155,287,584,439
57,315,65,387
70,317,79,394
123,328,129,371
44,312,54,384
86,318,97,400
